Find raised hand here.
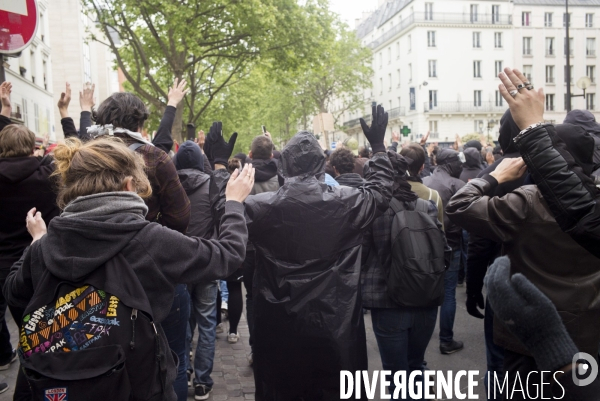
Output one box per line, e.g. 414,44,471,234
490,157,527,184
0,81,12,117
167,77,190,107
420,131,430,146
498,67,545,130
26,208,47,243
79,82,95,112
391,131,400,143
225,163,255,203
205,121,238,166
359,104,388,153
196,130,205,148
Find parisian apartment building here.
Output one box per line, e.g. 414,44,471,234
336,0,599,145
4,0,119,142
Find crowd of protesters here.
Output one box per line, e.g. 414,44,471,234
0,66,599,401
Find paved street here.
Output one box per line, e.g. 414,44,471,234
0,285,487,401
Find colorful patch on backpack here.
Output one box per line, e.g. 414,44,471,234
19,286,121,358
44,387,68,401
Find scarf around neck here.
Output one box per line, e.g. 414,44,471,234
62,192,148,220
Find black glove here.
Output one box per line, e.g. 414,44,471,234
466,292,485,319
485,256,578,372
205,121,238,167
360,105,388,154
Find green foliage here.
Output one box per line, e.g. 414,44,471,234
85,0,372,148
461,132,484,143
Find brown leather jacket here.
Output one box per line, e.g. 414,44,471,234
447,177,600,356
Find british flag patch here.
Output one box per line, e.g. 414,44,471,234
44,387,68,401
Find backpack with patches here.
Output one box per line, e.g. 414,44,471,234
19,254,169,401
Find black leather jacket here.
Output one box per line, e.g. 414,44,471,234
514,124,600,258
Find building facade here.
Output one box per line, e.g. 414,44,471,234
4,0,56,140
339,0,599,145
48,0,119,140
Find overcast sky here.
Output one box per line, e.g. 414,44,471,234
328,0,376,27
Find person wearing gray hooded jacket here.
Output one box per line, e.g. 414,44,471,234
173,141,219,400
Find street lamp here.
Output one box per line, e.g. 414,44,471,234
570,76,592,103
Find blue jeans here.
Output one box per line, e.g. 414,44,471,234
161,284,190,401
371,307,438,400
220,280,229,304
484,299,505,400
439,249,461,343
186,281,218,388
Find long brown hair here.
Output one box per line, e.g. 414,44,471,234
52,137,151,209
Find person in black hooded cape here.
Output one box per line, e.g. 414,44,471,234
207,106,394,401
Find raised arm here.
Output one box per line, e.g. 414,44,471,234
79,82,95,141
352,104,394,230
446,157,530,243
4,207,48,309
146,164,255,285
0,81,13,131
56,82,78,139
497,67,600,258
153,78,189,153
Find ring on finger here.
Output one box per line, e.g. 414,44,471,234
509,90,519,98
516,84,526,91
526,85,534,90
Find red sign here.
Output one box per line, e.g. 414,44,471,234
0,0,39,54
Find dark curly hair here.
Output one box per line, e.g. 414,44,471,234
93,92,150,132
330,148,356,175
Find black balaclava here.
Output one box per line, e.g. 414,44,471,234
173,140,204,172
464,140,483,152
388,151,418,202
436,148,463,178
564,110,600,136
498,109,521,154
463,147,482,168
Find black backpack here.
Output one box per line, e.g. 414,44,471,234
19,255,169,401
387,198,446,307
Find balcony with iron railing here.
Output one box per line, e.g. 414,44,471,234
367,12,512,49
424,101,506,114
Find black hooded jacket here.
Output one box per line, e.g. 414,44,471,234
459,147,483,183
423,149,466,249
5,194,247,401
174,141,214,240
250,158,279,195
212,131,393,400
0,154,60,275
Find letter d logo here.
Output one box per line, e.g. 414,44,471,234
572,352,598,387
